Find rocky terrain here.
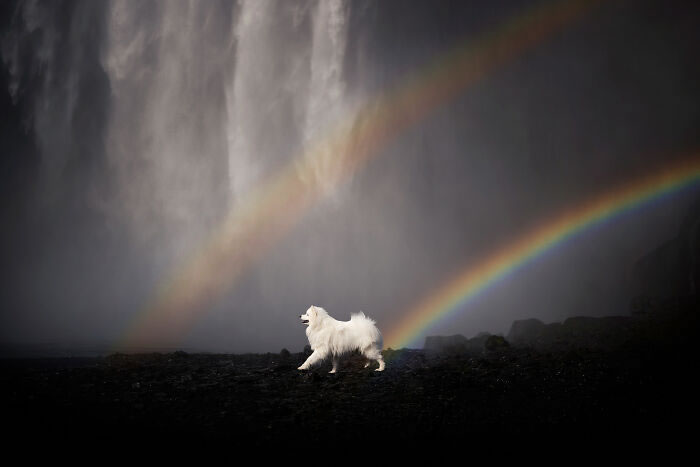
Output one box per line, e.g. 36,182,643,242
2,296,697,445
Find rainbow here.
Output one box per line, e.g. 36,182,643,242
121,0,603,348
385,155,700,349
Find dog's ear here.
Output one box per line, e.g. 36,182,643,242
309,306,317,317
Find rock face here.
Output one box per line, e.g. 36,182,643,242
507,319,565,346
507,318,547,343
484,335,510,351
507,315,634,349
424,332,503,354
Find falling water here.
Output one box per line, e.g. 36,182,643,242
227,0,350,201
103,0,233,256
302,0,349,192
3,0,351,252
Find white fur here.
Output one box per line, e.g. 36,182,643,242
298,305,385,372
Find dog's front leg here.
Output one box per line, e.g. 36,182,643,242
298,349,325,371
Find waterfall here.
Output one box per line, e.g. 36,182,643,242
3,0,351,249
226,0,282,200
227,0,350,201
102,0,234,254
1,0,111,211
302,0,349,193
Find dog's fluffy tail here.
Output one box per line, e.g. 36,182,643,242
350,311,382,348
350,310,368,321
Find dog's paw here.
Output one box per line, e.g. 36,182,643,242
297,366,308,371
329,369,336,374
374,368,385,372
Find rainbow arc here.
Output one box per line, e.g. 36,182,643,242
385,156,700,349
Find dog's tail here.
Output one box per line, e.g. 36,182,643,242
350,311,366,320
351,311,376,325
350,311,382,347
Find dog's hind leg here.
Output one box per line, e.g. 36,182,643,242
298,348,326,371
362,346,385,372
375,355,385,371
363,360,371,368
330,356,339,374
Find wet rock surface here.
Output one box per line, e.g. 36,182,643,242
2,300,698,444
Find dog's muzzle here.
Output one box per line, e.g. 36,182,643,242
300,315,309,325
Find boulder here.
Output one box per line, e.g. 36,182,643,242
507,318,546,343
485,335,510,351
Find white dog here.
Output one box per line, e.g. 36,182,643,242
298,306,385,373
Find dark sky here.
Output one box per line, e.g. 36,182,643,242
1,0,699,353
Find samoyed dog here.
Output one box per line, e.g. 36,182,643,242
298,305,385,373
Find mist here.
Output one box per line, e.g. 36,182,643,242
1,0,699,354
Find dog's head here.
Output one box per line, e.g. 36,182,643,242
300,305,325,326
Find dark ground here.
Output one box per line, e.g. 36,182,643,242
2,297,698,446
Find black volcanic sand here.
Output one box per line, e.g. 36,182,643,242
2,303,698,445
